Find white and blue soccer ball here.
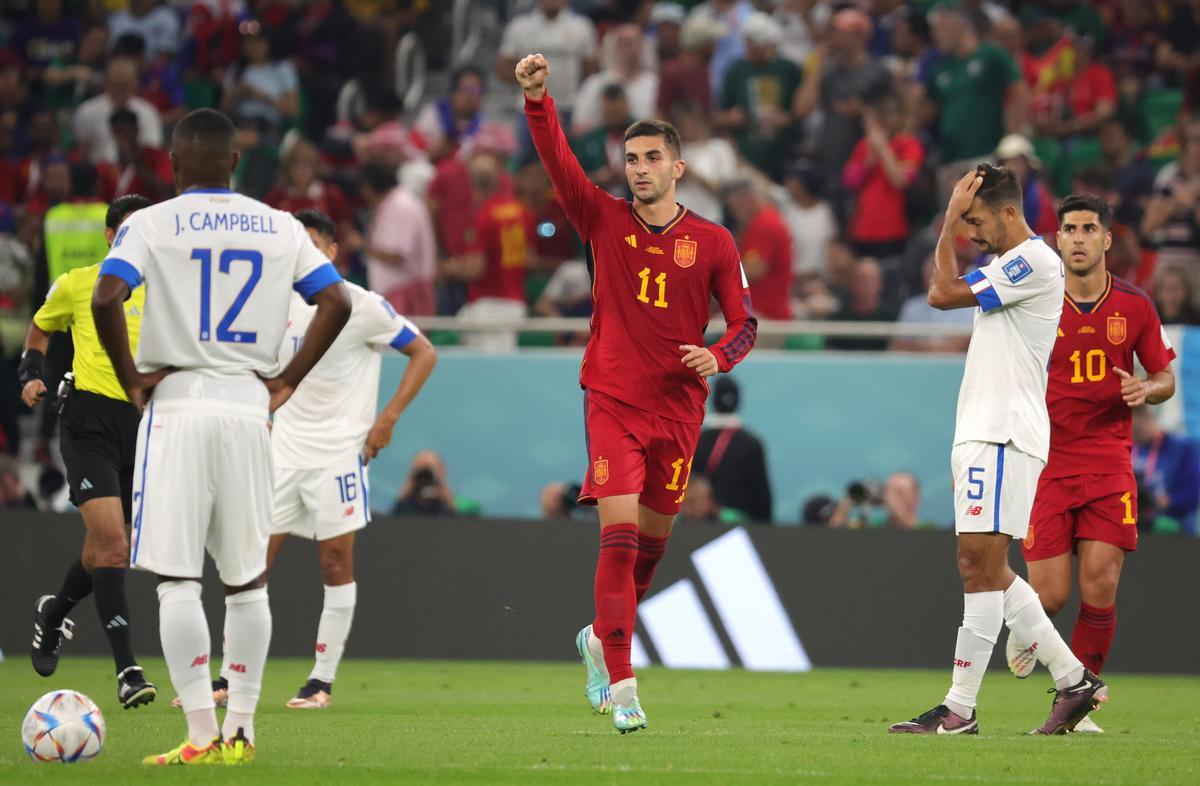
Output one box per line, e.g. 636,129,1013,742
21,690,105,763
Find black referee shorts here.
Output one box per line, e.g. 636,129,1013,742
59,389,141,522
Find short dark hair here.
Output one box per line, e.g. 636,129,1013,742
109,107,139,130
360,161,398,194
1057,193,1113,229
69,161,99,198
295,208,336,241
111,31,146,58
974,163,1022,211
601,83,627,103
107,194,152,230
173,108,236,150
451,65,484,91
623,119,681,159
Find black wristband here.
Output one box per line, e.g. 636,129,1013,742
18,349,45,385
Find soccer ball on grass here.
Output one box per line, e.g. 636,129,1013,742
21,690,105,763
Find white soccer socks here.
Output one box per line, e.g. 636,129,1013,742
944,590,1003,719
158,580,219,747
221,587,272,743
1003,576,1084,690
309,582,357,684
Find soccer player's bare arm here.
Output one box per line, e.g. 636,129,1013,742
929,171,984,310
364,334,437,462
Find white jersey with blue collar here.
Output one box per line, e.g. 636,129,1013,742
99,188,342,378
953,235,1064,461
271,282,421,469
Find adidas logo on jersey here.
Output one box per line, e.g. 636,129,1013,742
79,478,93,491
624,234,637,249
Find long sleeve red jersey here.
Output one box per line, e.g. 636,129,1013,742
525,93,757,424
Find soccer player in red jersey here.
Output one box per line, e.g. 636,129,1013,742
516,53,757,733
1008,195,1176,733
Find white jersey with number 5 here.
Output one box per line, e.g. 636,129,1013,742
953,236,1064,462
272,283,421,469
98,188,342,375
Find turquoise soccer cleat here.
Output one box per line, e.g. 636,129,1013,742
575,625,611,715
612,695,648,734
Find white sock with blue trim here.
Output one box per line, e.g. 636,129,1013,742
309,582,356,684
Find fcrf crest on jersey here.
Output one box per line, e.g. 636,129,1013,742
1107,315,1127,345
674,238,697,269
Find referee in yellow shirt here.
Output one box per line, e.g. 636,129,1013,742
18,194,157,709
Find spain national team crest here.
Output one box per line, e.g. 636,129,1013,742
593,457,609,486
1107,315,1127,345
673,238,697,268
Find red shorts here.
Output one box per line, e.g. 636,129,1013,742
578,389,702,516
1024,472,1139,561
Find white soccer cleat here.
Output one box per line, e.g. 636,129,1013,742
286,679,332,709
1072,714,1104,734
1005,632,1038,678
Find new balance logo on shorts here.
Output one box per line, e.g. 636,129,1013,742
79,478,93,491
964,505,983,516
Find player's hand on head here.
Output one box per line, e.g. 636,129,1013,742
946,169,983,218
20,379,47,408
1113,366,1148,407
515,54,549,97
679,344,719,378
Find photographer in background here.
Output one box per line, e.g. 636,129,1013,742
829,471,923,529
693,376,773,523
392,450,459,517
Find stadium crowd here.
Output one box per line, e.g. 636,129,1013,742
2,0,1200,529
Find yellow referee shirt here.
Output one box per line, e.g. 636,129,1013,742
33,263,144,403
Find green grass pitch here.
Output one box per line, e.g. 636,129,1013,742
1,658,1197,785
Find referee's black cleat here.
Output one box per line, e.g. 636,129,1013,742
118,666,158,709
31,595,74,677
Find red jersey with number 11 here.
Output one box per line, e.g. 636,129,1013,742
525,92,757,424
1043,273,1175,479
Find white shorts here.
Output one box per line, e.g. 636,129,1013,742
952,440,1045,539
271,453,371,541
129,398,273,586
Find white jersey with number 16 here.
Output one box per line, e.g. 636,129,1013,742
98,188,342,376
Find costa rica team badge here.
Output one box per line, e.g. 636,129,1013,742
593,457,609,485
674,238,697,268
1107,315,1127,345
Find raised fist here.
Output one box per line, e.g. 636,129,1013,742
515,54,549,99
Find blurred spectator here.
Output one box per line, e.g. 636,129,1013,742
540,480,590,520
725,179,793,321
43,161,107,283
72,56,163,164
357,119,435,199
1132,406,1200,536
1152,267,1200,325
40,24,107,111
826,258,896,351
1100,118,1157,228
534,257,592,322
774,0,829,67
1,455,36,509
842,94,925,258
657,12,724,118
108,107,173,201
884,4,934,90
12,108,63,204
650,3,685,64
801,492,836,526
995,134,1059,239
111,31,186,127
0,212,35,455
1021,9,1074,137
673,102,737,223
221,20,299,138
1054,37,1117,140
264,137,357,266
716,12,800,182
413,66,488,163
880,471,922,529
891,256,973,353
921,6,1026,199
498,0,598,120
678,474,720,522
828,471,923,529
694,376,773,523
450,154,534,351
514,158,578,266
794,8,894,202
1142,124,1200,270
773,162,835,281
287,0,362,141
570,84,630,198
361,160,436,316
572,24,658,136
107,0,181,62
391,450,458,517
10,0,82,87
0,51,32,148
687,0,753,98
